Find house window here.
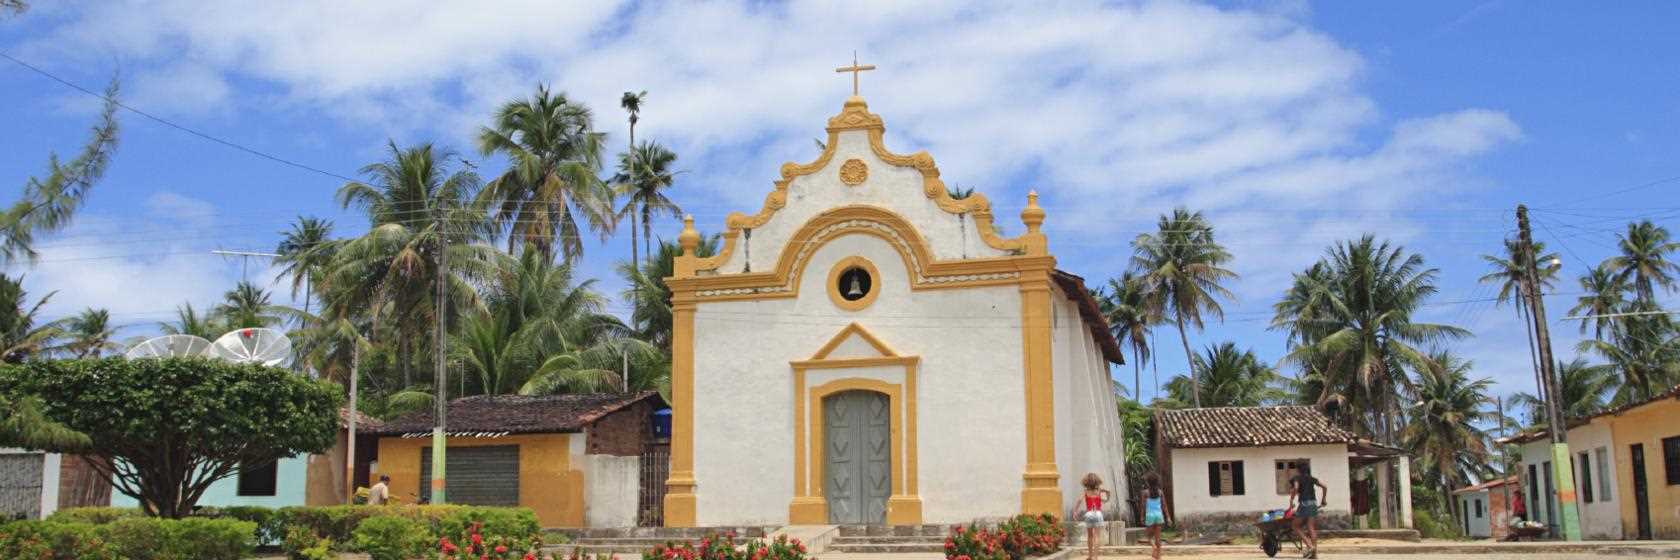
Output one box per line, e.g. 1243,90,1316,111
236,460,279,497
1579,451,1594,503
1663,436,1680,486
1595,447,1612,501
1275,459,1310,495
1475,498,1483,518
1208,460,1245,496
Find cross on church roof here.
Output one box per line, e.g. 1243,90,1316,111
835,51,876,96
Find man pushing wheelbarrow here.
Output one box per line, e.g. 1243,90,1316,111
1289,464,1329,558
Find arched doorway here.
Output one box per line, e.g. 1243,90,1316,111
824,390,891,524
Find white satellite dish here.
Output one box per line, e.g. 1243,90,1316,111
207,328,293,367
124,334,214,360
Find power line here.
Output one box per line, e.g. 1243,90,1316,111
0,50,358,183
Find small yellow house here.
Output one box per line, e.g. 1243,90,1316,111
368,392,666,528
1601,385,1680,540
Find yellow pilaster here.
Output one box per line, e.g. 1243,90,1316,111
1017,191,1060,515
664,216,701,527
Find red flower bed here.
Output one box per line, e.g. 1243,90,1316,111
944,514,1065,560
642,532,808,560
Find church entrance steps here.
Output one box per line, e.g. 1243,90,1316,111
542,527,775,556
829,526,949,553
770,525,841,554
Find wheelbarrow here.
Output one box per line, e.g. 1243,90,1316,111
1255,515,1304,558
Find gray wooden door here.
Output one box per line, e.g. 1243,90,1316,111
421,445,520,506
825,390,891,524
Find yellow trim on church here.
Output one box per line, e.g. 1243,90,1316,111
827,256,881,311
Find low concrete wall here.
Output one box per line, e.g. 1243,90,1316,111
581,454,639,528
1177,511,1351,537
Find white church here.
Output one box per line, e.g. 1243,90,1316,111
660,66,1130,527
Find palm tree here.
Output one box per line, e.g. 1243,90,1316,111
1604,220,1680,303
158,302,221,339
1130,207,1237,407
212,281,281,329
59,307,118,358
0,274,61,363
1480,237,1559,437
612,142,684,271
618,235,720,351
1404,349,1493,526
1510,358,1615,426
946,185,974,200
1570,264,1626,341
619,90,646,263
274,216,336,325
1271,236,1470,442
1577,306,1680,403
477,84,611,261
330,141,492,387
1103,272,1154,401
1162,342,1284,407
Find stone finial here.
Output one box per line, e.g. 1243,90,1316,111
1020,190,1049,256
678,215,700,254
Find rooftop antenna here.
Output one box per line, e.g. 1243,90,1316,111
211,249,280,281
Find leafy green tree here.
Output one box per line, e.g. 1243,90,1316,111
212,281,283,329
1,81,120,265
1130,208,1236,408
158,302,221,339
1603,220,1680,303
612,141,684,271
1271,236,1469,442
477,84,611,261
1510,358,1616,426
618,90,647,266
60,307,119,358
1161,342,1284,407
0,393,89,451
274,216,337,324
1577,304,1680,403
1102,272,1155,401
618,236,720,351
1570,264,1627,341
0,357,340,517
1403,349,1493,525
0,274,61,363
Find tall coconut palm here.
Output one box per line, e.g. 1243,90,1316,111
1510,358,1616,427
274,216,336,325
1480,237,1559,434
1404,349,1493,526
477,84,611,261
59,307,118,358
1162,342,1284,408
1103,272,1154,401
1577,306,1680,403
1570,264,1627,341
1604,220,1680,304
212,281,282,329
1130,207,1236,407
0,274,61,363
1,80,119,266
1271,236,1470,442
158,302,221,339
618,235,720,351
330,141,492,387
612,141,684,272
619,90,646,263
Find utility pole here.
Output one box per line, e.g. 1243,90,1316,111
345,340,360,504
1516,204,1580,541
430,206,450,505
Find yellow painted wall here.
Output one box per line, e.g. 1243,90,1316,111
374,434,585,528
1607,398,1680,539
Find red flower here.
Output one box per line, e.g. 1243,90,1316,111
496,544,509,553
524,554,537,560
472,532,485,546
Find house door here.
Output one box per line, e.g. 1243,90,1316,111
1631,444,1652,540
1543,461,1556,537
825,390,891,524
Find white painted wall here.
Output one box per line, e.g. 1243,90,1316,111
1515,438,1555,530
1516,423,1622,540
1168,444,1351,517
1051,291,1129,519
713,126,1010,275
692,232,1027,525
1459,490,1491,537
581,455,640,528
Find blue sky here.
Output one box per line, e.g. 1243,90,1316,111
2,1,1676,411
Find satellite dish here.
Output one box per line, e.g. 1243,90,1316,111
124,335,214,360
207,328,293,367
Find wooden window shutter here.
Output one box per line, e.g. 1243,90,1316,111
1208,462,1222,496
1232,461,1246,495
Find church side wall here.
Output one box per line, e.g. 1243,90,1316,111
1050,293,1129,521
691,233,1025,525
714,129,1008,275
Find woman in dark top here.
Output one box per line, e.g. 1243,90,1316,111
1290,464,1329,559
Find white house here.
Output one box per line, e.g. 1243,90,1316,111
1453,476,1516,539
1154,406,1409,534
660,91,1129,527
1503,413,1625,540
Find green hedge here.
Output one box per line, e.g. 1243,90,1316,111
0,517,255,560
276,504,541,554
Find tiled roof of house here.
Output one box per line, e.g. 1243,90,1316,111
1453,476,1517,495
341,407,383,429
369,391,664,436
1156,405,1358,449
1050,270,1125,365
1495,383,1680,444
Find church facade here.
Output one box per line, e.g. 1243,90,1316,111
663,93,1128,527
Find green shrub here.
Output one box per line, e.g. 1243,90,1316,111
165,517,255,560
102,517,173,560
1413,509,1467,540
0,520,121,560
439,506,541,549
46,506,142,524
283,525,334,560
352,515,433,560
945,514,1066,560
201,505,284,545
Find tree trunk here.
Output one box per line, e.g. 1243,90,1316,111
643,207,653,270
1133,347,1142,402
629,211,640,274
1175,314,1200,407
1151,331,1160,401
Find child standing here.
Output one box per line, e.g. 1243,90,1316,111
1141,473,1169,560
1080,473,1112,560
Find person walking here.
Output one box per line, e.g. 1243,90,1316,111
1289,465,1329,558
1080,473,1112,560
1141,473,1169,560
368,474,391,505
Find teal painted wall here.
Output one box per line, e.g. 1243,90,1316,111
110,455,309,509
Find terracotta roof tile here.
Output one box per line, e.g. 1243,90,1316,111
1051,270,1125,365
369,391,664,436
1156,405,1357,449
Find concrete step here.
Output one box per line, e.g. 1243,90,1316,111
832,535,946,544
547,527,771,541
828,542,947,554
835,524,948,537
